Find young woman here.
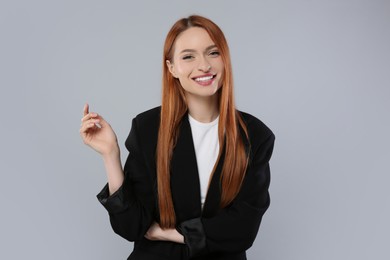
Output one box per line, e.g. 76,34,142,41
80,15,275,260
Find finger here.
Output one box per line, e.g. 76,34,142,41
144,231,153,240
95,115,108,127
85,114,108,128
79,120,99,136
83,103,89,116
80,118,101,128
79,124,93,140
81,112,99,123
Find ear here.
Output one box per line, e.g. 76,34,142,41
166,60,178,78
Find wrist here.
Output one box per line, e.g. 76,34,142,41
102,145,120,161
165,228,184,244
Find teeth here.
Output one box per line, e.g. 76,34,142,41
194,75,213,82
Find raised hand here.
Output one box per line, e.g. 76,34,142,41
80,103,119,157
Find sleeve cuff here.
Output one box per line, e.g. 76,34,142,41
178,218,208,257
96,183,129,214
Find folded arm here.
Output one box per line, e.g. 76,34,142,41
177,133,275,257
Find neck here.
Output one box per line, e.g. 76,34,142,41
186,94,219,123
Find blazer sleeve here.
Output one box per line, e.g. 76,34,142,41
96,118,155,241
177,133,275,257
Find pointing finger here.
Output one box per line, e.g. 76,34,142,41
83,103,89,116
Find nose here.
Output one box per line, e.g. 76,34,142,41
198,58,211,72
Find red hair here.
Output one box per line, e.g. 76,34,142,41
157,15,249,228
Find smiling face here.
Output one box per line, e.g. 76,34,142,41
166,27,224,101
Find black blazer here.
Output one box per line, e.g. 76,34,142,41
97,106,275,260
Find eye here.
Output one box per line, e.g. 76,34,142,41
209,50,220,57
182,55,194,60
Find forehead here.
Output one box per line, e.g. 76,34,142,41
174,27,215,52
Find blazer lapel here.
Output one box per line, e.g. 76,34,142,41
202,121,250,217
170,115,228,221
170,116,202,221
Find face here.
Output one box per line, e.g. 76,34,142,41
166,27,224,100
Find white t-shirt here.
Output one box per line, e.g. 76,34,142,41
188,114,220,208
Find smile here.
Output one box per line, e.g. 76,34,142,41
192,74,216,82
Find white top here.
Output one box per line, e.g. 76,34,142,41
188,114,220,209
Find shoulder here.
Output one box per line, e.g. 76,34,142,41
125,106,161,150
134,106,161,127
129,106,161,137
238,110,275,152
238,111,274,140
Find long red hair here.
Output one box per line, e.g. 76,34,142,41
157,15,249,228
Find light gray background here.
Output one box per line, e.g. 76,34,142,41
1,0,389,259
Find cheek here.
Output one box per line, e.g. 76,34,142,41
217,69,225,87
175,61,194,76
213,58,224,71
218,76,223,88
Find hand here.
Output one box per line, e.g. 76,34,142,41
144,222,184,244
79,103,119,157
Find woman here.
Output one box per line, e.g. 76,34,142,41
80,15,275,260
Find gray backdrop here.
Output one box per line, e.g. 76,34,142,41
1,0,389,259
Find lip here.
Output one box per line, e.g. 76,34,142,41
192,73,216,86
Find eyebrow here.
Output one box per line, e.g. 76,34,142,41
179,45,218,54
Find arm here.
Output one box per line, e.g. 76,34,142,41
80,104,154,241
80,103,124,194
102,152,124,196
177,133,275,257
144,222,184,244
96,117,155,241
